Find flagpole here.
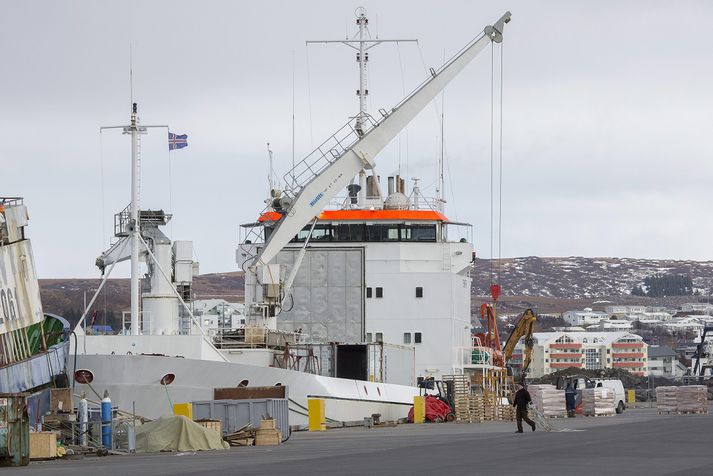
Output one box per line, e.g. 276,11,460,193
168,134,173,238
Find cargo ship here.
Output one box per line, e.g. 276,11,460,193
72,10,512,425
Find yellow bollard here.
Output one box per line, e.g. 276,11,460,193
308,398,326,431
627,389,636,404
173,402,193,419
413,396,426,424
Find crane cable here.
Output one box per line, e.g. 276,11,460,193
489,41,505,286
498,42,504,284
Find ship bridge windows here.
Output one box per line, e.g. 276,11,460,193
400,225,437,242
334,223,365,241
288,222,439,243
294,224,333,242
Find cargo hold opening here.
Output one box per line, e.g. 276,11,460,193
336,344,368,381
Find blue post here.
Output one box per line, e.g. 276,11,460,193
101,390,112,449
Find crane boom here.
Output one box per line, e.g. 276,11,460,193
252,12,511,269
503,309,537,377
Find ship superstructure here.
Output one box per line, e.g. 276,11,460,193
72,10,512,424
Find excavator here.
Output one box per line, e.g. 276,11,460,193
502,309,537,384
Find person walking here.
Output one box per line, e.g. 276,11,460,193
512,384,536,433
565,383,577,417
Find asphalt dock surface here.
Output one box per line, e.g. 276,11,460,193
13,407,712,476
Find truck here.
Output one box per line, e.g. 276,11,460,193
556,375,626,414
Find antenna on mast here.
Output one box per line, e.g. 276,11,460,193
267,142,275,191
306,7,418,203
129,44,134,110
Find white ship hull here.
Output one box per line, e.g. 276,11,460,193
74,351,420,426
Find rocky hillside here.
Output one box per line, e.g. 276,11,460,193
40,272,244,327
471,257,713,299
40,257,713,326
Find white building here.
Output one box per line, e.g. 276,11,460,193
589,319,633,331
647,345,686,379
605,305,647,316
562,308,609,326
625,311,672,322
519,331,648,378
662,317,705,333
682,303,713,315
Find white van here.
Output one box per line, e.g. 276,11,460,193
593,379,626,413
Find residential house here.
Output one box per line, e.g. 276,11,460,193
562,308,609,326
647,345,685,379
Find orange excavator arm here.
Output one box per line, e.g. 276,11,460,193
503,309,537,374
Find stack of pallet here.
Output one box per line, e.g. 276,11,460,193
675,386,707,413
481,392,496,421
454,394,485,423
495,404,515,421
582,388,616,416
655,386,678,413
444,375,477,423
528,384,567,418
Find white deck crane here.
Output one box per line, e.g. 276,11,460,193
248,12,511,321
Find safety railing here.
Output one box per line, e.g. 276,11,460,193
282,114,378,198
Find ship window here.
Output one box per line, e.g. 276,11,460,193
292,224,332,242
366,332,373,342
375,332,383,343
416,287,423,298
401,224,437,242
334,223,365,241
404,333,412,344
375,287,383,298
415,332,422,344
366,287,372,298
238,379,249,387
367,224,399,241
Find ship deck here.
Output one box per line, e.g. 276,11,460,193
23,406,711,475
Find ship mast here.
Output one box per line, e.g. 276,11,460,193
307,7,417,202
125,102,144,336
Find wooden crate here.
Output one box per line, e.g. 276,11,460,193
50,388,73,413
254,428,281,446
30,432,57,459
259,418,276,430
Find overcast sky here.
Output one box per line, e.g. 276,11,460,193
2,1,712,278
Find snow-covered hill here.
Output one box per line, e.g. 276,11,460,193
472,257,713,299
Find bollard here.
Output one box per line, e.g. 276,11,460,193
173,402,193,420
627,389,636,404
413,396,426,424
308,398,326,431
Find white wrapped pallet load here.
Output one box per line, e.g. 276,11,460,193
527,384,567,418
676,386,707,413
655,386,678,413
582,388,616,416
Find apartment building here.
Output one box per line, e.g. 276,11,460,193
513,331,648,378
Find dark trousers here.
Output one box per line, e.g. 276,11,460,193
516,407,535,432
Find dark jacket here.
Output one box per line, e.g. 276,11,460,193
513,388,532,410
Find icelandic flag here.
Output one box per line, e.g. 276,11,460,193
168,132,188,151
